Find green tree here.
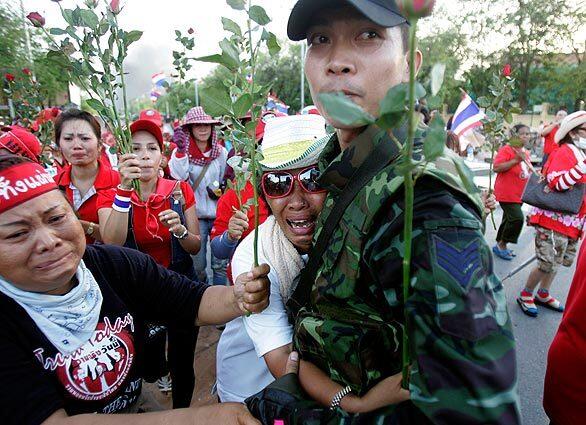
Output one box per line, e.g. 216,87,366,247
461,0,584,110
0,3,70,106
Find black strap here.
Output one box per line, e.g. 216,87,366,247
287,132,400,315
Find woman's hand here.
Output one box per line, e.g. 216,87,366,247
118,153,142,189
158,209,185,236
228,207,249,242
481,190,497,214
343,372,410,414
233,264,270,314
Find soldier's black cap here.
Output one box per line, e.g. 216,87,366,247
287,0,408,41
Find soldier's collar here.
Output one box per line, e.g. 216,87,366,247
319,124,407,193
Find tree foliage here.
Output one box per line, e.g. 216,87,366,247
0,3,70,106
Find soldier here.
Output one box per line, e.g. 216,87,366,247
285,1,521,423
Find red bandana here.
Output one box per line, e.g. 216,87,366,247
0,162,57,214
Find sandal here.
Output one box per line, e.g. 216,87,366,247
493,245,513,261
535,293,564,312
517,293,538,317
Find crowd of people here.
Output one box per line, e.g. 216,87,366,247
0,0,585,424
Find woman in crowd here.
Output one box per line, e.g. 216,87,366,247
215,115,409,412
169,106,229,285
492,124,533,260
0,154,269,424
54,109,119,244
519,111,586,317
97,119,201,408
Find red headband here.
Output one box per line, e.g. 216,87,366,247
0,162,58,214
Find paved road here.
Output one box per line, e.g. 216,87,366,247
486,205,578,425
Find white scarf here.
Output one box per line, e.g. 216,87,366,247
0,260,103,355
258,216,305,301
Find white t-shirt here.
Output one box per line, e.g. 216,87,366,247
216,229,304,403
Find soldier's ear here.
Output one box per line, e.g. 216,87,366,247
402,50,423,83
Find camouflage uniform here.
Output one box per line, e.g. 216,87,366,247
293,125,521,424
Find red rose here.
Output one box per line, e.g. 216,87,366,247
22,68,32,76
188,28,195,35
109,0,121,14
51,107,61,118
26,12,45,28
503,64,512,77
396,0,435,20
5,73,15,82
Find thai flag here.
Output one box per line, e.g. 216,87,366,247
451,92,485,137
150,90,161,102
151,72,167,88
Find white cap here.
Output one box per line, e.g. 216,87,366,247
260,115,328,171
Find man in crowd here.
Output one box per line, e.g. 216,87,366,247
286,0,520,423
541,108,568,165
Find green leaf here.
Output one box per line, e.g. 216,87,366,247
414,82,427,99
196,54,225,64
476,96,490,108
423,116,446,161
319,92,375,127
49,28,68,36
379,84,408,115
175,30,181,38
222,17,242,36
226,0,246,10
219,38,241,67
376,112,404,130
124,30,143,47
200,86,232,117
62,9,75,26
232,93,253,118
249,5,271,25
430,63,446,97
85,99,107,115
266,32,281,56
453,156,478,194
79,9,99,29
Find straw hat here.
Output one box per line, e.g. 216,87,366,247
182,106,221,127
260,115,328,171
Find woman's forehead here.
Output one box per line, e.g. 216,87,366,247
0,191,68,224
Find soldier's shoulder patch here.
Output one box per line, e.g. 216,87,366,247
433,234,481,289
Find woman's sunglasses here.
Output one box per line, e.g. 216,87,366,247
261,166,326,199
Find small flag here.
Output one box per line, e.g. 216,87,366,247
451,92,485,137
151,72,167,88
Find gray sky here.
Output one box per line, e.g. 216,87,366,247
17,0,300,100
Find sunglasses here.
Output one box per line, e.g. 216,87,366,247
261,166,326,199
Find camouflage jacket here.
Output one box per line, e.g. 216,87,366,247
293,125,521,424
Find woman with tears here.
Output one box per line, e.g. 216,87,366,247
0,153,270,424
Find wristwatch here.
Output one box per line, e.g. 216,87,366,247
86,222,95,236
330,386,352,411
173,226,189,240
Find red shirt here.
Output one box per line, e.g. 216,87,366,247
543,125,559,155
529,144,586,239
97,178,195,268
544,243,586,424
493,145,531,204
55,160,120,244
211,182,270,283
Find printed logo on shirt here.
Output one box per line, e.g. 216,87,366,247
34,314,135,402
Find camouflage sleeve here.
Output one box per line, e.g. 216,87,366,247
364,178,521,424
